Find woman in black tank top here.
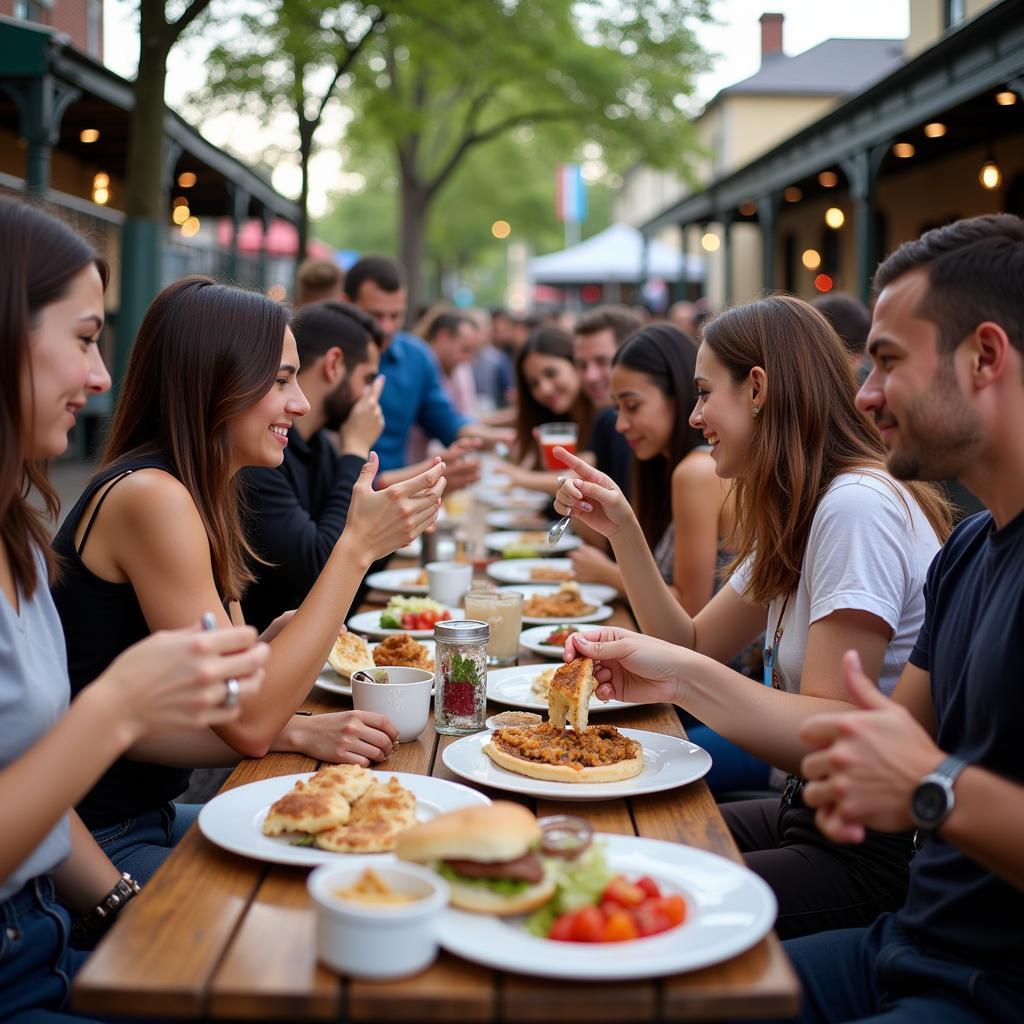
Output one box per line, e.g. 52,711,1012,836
51,276,447,882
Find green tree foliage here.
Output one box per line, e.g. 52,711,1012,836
196,1,385,261
317,123,616,305
342,0,710,309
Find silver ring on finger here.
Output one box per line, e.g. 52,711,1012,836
221,678,240,708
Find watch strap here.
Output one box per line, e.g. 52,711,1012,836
930,754,967,787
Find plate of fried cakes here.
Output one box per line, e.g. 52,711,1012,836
198,765,490,867
316,632,436,697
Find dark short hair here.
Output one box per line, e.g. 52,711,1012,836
290,300,381,371
810,293,871,356
873,214,1024,357
425,311,472,342
294,258,343,306
345,257,405,301
575,305,644,346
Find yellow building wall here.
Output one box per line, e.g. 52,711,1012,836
720,95,839,175
907,0,1000,58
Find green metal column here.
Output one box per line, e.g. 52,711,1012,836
258,206,273,291
842,145,888,302
720,210,735,305
226,184,250,283
758,191,781,293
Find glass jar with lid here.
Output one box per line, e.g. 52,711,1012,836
433,619,489,735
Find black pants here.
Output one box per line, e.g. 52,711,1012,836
721,797,914,940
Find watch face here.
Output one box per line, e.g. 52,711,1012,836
913,780,949,825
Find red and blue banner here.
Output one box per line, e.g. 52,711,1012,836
555,163,587,223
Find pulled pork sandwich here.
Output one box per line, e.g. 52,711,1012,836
396,802,555,914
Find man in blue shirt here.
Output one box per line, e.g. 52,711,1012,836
345,257,513,485
787,214,1024,1023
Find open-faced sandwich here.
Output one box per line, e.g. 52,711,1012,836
483,657,643,783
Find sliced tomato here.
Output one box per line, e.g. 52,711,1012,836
636,875,661,900
632,902,671,938
653,894,686,927
569,905,605,943
548,912,576,942
401,612,417,629
602,875,646,908
600,909,639,942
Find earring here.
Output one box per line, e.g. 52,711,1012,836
752,405,761,418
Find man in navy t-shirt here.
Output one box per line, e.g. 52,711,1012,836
790,215,1024,1022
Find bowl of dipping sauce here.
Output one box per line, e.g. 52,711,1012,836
308,864,450,979
485,710,543,730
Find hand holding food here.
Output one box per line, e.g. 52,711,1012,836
565,628,683,707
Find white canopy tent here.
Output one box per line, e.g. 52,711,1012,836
528,222,704,286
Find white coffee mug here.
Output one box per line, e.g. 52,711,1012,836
350,667,433,742
426,560,473,607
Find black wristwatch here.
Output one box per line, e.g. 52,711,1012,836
911,754,967,834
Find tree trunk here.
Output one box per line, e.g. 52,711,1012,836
296,119,314,268
117,6,172,386
399,170,429,321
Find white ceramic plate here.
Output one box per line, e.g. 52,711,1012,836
441,728,711,801
437,833,776,980
519,624,592,659
488,558,575,586
485,530,581,556
486,663,640,714
198,771,490,867
346,608,463,640
485,510,554,530
315,640,437,697
365,568,430,596
497,584,615,624
475,485,550,511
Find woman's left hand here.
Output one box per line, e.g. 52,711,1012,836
285,710,399,766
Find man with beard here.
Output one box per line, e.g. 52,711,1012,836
779,214,1024,1023
241,301,386,632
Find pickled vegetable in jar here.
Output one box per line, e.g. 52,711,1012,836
434,619,489,735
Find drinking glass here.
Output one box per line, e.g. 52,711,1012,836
537,422,579,470
463,587,523,667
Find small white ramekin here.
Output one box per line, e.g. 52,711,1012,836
307,862,450,979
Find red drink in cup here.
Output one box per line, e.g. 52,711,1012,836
537,422,579,470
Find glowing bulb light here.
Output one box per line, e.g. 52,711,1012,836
893,142,915,159
980,160,1002,190
814,274,833,293
172,205,190,224
825,207,845,229
923,122,947,138
700,232,720,252
818,171,838,188
784,186,802,203
79,129,100,143
177,172,197,188
995,91,1017,106
491,220,511,239
802,249,822,270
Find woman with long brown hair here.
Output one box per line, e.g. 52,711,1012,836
0,199,267,1021
501,326,594,494
51,276,446,883
554,295,950,939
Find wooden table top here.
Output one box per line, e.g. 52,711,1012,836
73,568,799,1021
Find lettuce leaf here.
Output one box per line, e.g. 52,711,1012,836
437,864,532,896
524,844,612,936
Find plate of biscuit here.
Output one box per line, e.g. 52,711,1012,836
316,632,436,697
445,658,710,800
198,765,489,867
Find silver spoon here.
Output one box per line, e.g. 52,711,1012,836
548,514,571,546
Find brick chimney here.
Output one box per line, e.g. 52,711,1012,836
760,12,784,63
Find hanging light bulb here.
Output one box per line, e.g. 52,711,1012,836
979,157,1002,190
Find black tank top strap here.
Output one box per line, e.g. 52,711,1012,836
76,469,135,557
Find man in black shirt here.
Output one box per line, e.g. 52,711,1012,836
788,215,1024,1022
241,301,384,632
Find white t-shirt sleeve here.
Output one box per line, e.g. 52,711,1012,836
803,476,917,633
728,555,753,599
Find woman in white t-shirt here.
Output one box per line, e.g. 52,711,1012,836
553,295,951,940
0,198,267,1022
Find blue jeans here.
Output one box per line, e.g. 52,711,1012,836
686,723,772,793
783,913,1023,1023
90,802,200,886
0,877,101,1023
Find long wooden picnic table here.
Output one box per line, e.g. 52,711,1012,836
73,565,799,1021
